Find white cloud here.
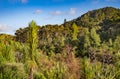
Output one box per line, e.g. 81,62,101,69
33,9,42,14
68,8,77,15
49,8,77,16
50,10,62,15
21,0,28,3
0,24,9,32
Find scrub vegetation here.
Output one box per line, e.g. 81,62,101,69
0,7,120,79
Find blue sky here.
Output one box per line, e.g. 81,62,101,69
0,0,120,35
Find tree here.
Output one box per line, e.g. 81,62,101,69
71,23,79,40
28,20,38,79
83,28,91,49
81,28,91,56
114,35,120,53
64,19,67,23
29,20,38,61
15,28,29,43
90,28,101,47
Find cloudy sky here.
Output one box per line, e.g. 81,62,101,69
0,0,120,34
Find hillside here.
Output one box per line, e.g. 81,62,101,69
72,7,120,41
74,7,120,27
0,7,120,79
14,6,120,56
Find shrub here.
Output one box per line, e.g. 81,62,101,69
0,63,27,79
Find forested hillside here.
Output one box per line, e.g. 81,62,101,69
0,7,120,79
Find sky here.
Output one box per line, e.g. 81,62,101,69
0,0,120,35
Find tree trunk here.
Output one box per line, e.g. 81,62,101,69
28,67,33,79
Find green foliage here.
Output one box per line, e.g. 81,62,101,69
33,72,46,79
81,57,120,79
44,62,67,79
113,35,120,53
0,34,15,43
15,28,29,43
0,42,15,63
0,63,27,79
71,23,79,40
29,20,38,61
83,28,90,49
90,28,101,47
0,7,120,79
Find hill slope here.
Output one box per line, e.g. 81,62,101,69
0,7,120,79
72,7,120,41
74,7,120,27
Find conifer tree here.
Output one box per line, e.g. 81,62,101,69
71,23,79,40
29,20,38,61
28,20,38,79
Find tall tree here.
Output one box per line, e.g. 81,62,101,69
29,20,38,61
28,20,38,79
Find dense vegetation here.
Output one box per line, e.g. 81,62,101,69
0,7,120,79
